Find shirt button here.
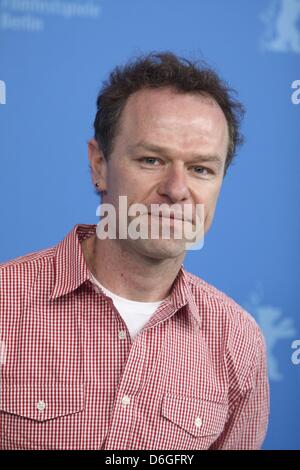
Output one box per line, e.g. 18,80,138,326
195,417,202,428
118,330,127,340
121,395,131,406
37,400,46,412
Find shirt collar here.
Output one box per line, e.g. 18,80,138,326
49,224,96,300
165,264,202,330
49,224,202,330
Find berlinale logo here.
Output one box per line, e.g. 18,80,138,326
260,0,300,53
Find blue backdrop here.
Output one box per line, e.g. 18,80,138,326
1,0,299,450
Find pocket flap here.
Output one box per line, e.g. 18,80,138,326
162,394,228,437
0,383,84,422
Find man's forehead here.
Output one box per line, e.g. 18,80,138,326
117,87,228,154
119,87,228,137
124,86,223,112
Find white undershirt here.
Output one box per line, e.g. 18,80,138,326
90,273,169,339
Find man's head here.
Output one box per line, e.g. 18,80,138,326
88,52,245,260
92,51,245,178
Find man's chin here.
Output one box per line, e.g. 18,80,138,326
127,237,187,260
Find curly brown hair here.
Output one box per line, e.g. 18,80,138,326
93,51,245,177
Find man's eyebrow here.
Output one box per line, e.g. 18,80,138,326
129,141,224,167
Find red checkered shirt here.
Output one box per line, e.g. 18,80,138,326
0,224,270,450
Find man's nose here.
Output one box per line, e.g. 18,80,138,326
157,165,190,203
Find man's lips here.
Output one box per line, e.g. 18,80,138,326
147,212,193,224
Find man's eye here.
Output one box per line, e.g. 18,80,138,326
192,166,212,175
141,157,160,165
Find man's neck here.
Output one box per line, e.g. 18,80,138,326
81,235,184,302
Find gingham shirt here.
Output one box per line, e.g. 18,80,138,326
0,224,270,450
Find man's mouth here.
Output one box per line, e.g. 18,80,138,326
148,211,193,224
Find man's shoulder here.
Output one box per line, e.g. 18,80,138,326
0,246,56,287
0,246,55,270
184,269,264,342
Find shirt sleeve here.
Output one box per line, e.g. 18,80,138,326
209,332,270,450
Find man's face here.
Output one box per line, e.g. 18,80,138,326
90,87,229,260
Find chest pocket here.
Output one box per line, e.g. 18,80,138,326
0,383,84,449
161,394,228,448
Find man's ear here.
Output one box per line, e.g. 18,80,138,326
88,138,107,192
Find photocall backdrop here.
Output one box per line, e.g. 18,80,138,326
0,0,299,450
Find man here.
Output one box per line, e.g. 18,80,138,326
0,52,269,450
